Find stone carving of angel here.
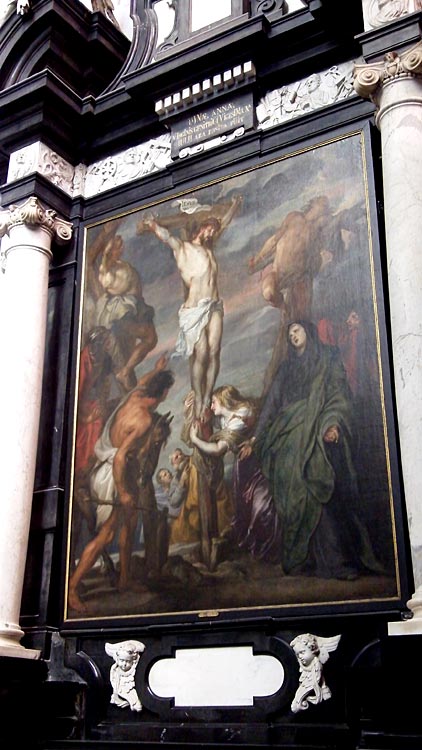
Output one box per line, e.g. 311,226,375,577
290,633,341,713
105,640,145,711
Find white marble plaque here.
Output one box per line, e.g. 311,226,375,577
149,646,284,706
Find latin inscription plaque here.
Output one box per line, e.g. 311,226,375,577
170,93,254,156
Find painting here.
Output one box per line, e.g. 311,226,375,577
65,130,402,623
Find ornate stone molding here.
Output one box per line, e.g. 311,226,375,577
8,143,76,194
154,0,178,56
257,62,355,130
6,135,172,199
363,0,422,31
179,126,245,159
84,133,171,197
155,61,256,117
0,196,72,247
3,59,357,194
354,41,422,99
251,0,288,13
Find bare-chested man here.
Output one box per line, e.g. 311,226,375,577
248,195,335,317
87,224,158,391
248,195,345,388
68,354,174,613
138,195,242,421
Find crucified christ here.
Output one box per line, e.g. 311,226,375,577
138,195,242,422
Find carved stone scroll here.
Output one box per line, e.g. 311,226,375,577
354,41,422,101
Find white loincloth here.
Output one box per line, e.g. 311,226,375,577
89,408,119,527
173,297,223,358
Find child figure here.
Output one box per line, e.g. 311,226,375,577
105,640,145,711
290,633,341,713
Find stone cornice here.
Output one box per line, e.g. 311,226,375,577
154,61,256,119
353,40,422,99
0,196,72,244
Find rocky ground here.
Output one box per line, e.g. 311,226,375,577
67,542,399,622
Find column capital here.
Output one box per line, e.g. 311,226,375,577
0,196,72,245
353,40,422,100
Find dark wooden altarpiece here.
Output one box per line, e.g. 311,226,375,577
0,2,419,749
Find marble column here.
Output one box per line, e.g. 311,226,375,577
0,196,72,658
354,41,422,634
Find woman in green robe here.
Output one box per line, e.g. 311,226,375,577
253,320,382,578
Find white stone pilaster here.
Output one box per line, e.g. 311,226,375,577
354,42,422,634
0,197,72,658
